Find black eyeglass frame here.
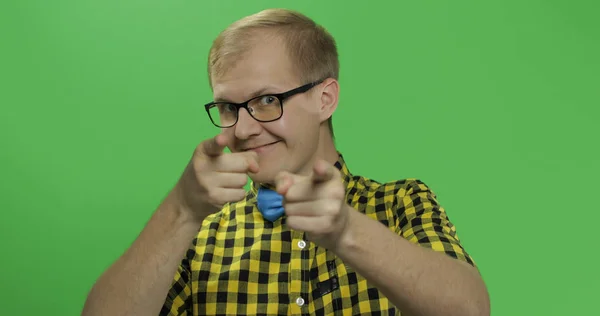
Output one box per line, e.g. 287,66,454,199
204,79,325,128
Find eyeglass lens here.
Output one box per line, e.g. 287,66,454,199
208,95,282,127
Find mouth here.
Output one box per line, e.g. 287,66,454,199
242,141,280,152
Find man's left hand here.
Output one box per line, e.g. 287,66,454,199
275,159,351,251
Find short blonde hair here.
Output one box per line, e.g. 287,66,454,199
207,8,339,135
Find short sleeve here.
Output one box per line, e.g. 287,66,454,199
159,250,194,315
395,179,475,267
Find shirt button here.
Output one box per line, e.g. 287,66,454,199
295,296,305,306
297,240,307,249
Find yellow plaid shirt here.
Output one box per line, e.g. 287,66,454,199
160,153,474,315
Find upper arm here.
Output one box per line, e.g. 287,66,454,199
394,180,476,267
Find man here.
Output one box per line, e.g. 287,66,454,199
82,8,490,316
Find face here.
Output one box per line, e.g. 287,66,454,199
210,34,336,184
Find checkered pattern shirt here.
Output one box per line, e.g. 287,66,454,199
160,153,475,315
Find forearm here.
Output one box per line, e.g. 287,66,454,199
335,208,490,316
82,184,204,316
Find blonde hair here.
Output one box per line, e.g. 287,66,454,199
207,8,339,135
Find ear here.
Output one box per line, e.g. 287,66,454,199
318,78,340,123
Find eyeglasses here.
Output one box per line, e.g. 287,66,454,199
204,79,324,128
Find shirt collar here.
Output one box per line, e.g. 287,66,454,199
249,152,352,195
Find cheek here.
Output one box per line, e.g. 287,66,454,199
263,119,289,140
281,103,320,128
262,102,321,144
269,112,319,143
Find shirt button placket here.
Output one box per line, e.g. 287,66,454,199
297,240,307,249
296,240,307,310
289,232,307,314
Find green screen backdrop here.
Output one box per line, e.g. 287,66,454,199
1,1,599,315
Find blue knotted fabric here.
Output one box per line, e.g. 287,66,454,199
256,186,285,222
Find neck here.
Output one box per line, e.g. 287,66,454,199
315,125,340,166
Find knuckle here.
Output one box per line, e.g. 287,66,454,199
286,217,298,229
195,172,212,188
235,190,246,201
247,151,258,158
229,153,247,170
330,185,345,199
194,155,211,171
206,189,221,204
193,162,206,175
237,174,248,186
241,158,251,169
206,189,216,201
324,201,340,215
245,152,258,164
322,216,336,230
325,224,336,235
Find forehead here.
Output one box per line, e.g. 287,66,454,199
211,34,299,103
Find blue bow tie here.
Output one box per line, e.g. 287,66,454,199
256,187,285,222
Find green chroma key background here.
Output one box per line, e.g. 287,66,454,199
1,1,598,315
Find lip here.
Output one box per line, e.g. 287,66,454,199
243,141,280,153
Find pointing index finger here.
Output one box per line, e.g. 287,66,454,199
202,134,227,157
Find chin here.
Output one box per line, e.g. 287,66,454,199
249,154,287,185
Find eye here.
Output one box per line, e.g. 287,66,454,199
219,103,236,113
260,96,276,105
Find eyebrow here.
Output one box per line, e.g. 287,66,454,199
214,86,281,103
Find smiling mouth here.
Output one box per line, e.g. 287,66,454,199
243,141,280,151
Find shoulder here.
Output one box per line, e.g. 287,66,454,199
349,174,445,222
346,174,434,227
348,173,434,203
374,178,443,221
389,178,440,206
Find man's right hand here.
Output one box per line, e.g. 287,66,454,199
82,135,255,316
179,133,259,217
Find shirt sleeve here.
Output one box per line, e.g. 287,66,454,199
395,179,475,267
159,252,194,315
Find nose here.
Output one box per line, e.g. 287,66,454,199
234,108,262,140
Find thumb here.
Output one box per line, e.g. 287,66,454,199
201,134,227,157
